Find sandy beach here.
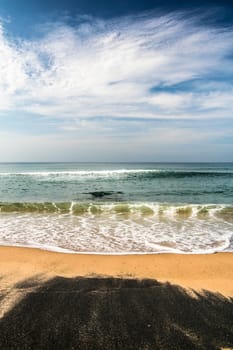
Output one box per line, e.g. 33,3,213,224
0,246,233,349
0,246,232,295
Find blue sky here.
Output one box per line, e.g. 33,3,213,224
0,0,233,161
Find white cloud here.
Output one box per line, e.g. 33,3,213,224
0,12,233,121
147,93,193,110
0,24,27,109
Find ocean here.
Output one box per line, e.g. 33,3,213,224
0,162,232,254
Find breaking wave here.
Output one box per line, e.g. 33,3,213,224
0,202,232,254
0,169,232,180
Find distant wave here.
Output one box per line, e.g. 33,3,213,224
0,169,232,179
0,169,157,176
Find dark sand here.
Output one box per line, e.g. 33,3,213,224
0,276,233,349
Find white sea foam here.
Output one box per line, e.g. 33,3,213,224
0,168,232,176
0,203,232,254
0,169,159,177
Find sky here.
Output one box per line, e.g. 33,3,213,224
0,0,233,162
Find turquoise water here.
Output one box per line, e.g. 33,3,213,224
0,162,232,253
0,162,232,203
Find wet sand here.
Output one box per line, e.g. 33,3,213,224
0,246,233,349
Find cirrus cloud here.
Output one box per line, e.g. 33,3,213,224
0,11,233,122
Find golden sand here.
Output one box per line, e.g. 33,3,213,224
0,246,232,296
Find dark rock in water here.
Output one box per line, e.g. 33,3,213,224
0,277,233,350
86,191,123,198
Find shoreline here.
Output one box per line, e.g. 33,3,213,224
0,245,232,296
1,242,231,255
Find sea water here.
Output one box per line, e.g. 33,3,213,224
0,162,232,254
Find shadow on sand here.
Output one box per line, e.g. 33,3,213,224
0,277,232,349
